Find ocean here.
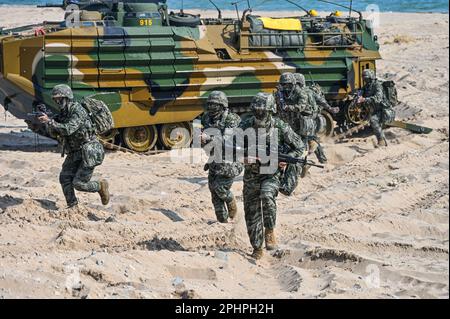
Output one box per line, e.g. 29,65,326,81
0,0,448,13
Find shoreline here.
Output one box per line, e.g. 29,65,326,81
0,4,448,14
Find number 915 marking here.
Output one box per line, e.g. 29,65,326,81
139,19,153,26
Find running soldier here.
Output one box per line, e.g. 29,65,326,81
357,69,393,147
36,84,110,208
201,91,243,223
240,92,305,259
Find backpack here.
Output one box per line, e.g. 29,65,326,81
81,97,114,135
381,80,398,108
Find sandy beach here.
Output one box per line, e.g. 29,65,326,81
0,7,448,299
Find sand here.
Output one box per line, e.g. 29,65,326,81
0,7,448,299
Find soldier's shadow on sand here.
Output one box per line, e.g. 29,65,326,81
0,195,24,210
0,131,58,153
34,198,58,211
153,208,185,222
0,195,59,211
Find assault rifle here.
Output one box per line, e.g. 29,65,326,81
27,104,53,119
274,85,287,111
223,137,325,169
277,153,325,168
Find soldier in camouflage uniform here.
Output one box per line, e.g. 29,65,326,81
201,91,243,223
37,84,110,208
275,73,300,131
294,73,335,165
357,69,388,147
240,93,305,259
275,72,320,193
274,73,304,196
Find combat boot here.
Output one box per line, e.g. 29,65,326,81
67,201,78,209
265,228,278,251
227,197,238,220
217,216,228,224
251,248,264,260
378,138,387,147
315,146,328,164
300,165,310,178
98,179,110,206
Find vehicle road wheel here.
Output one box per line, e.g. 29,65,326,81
317,111,335,137
122,125,158,152
98,129,119,145
159,122,192,150
346,101,370,125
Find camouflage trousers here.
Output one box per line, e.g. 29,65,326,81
60,151,101,207
243,167,281,249
369,111,385,142
304,135,327,164
208,172,235,222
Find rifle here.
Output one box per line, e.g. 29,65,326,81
278,153,325,168
229,140,325,169
27,104,53,119
275,85,287,111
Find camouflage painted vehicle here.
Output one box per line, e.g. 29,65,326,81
0,0,382,152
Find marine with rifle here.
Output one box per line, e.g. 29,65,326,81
239,92,306,259
201,91,243,224
27,84,110,208
357,69,395,147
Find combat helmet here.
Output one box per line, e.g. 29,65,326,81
52,84,74,100
206,91,228,120
293,73,306,87
251,92,276,114
279,73,297,99
362,69,376,83
279,72,296,85
206,91,228,113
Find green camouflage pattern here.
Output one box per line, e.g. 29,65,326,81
52,84,74,99
202,103,243,222
60,150,101,207
47,101,98,154
208,173,235,223
240,115,305,249
279,162,302,196
361,78,386,141
0,2,381,151
45,98,105,206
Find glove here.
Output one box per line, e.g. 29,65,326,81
25,119,39,132
330,107,340,114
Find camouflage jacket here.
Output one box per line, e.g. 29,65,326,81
295,87,320,117
47,101,103,165
277,87,320,135
283,87,320,116
239,116,306,173
201,110,241,134
309,84,331,112
362,79,384,112
201,110,243,177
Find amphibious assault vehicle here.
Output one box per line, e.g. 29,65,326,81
0,0,383,152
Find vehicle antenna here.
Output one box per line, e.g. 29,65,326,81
284,0,309,15
208,0,223,19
